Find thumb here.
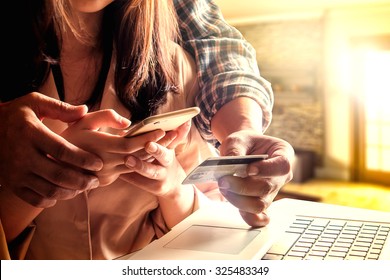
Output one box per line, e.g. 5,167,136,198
75,109,131,131
29,92,88,122
167,120,191,149
218,134,248,157
239,210,270,227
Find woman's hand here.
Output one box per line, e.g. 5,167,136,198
217,131,295,227
61,109,166,187
119,121,192,196
120,121,195,227
120,142,187,196
130,119,192,162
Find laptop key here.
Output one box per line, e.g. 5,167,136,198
266,232,301,255
328,251,347,258
261,253,284,260
367,252,380,260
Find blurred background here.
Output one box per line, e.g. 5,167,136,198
214,0,390,210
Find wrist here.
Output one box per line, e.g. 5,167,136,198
211,97,263,142
0,186,44,242
158,183,196,228
158,180,190,201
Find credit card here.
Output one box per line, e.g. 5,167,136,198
183,155,268,184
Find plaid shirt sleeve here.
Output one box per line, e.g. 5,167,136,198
174,0,274,144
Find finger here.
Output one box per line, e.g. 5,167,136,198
117,130,166,153
29,92,88,122
26,176,81,203
94,163,135,181
247,155,292,177
131,131,177,161
70,129,166,154
239,210,270,227
167,120,191,149
12,172,83,208
219,178,277,228
14,187,58,208
130,151,153,162
33,122,104,171
159,130,178,147
74,109,131,131
145,142,173,167
218,176,274,197
125,155,165,180
114,164,137,175
34,155,100,191
218,133,248,157
119,172,166,197
220,188,268,215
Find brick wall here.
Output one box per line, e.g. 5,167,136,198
236,19,325,165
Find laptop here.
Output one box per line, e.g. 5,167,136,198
117,198,390,260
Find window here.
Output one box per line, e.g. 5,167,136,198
352,36,390,185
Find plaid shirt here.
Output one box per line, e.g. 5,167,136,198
174,0,274,144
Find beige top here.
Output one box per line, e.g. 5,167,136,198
2,44,222,260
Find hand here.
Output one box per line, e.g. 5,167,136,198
120,142,187,197
217,130,295,227
0,92,104,208
120,121,192,196
61,110,167,187
121,121,197,228
130,120,192,162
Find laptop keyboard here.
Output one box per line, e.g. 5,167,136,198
262,216,390,260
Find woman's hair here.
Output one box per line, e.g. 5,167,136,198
3,0,180,121
113,0,180,120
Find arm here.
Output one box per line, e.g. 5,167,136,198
175,0,294,227
211,97,264,141
212,97,295,227
174,0,273,144
0,188,43,243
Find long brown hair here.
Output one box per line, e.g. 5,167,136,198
2,0,180,121
114,0,180,120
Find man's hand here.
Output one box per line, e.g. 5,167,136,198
0,92,104,207
218,131,294,227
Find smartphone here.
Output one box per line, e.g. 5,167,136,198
182,154,269,184
122,107,200,137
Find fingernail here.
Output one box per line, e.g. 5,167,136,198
89,177,100,189
219,178,230,190
121,117,131,126
146,142,158,153
220,189,228,197
125,156,136,167
248,166,259,176
167,132,177,142
91,159,103,171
